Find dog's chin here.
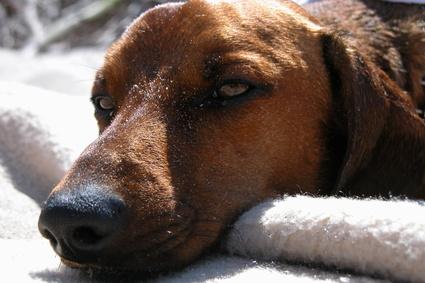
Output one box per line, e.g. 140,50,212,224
61,258,178,282
59,244,197,281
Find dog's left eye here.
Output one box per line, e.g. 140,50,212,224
216,83,251,98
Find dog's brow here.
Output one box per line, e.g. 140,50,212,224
92,75,107,97
203,52,274,82
203,55,221,79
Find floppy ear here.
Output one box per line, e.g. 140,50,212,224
322,33,425,199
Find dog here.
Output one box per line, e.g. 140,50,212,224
38,0,425,276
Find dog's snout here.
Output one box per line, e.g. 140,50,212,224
38,186,126,263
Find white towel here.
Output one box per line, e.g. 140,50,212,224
227,196,425,283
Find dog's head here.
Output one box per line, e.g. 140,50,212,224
38,0,425,275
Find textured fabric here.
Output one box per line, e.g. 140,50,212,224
227,197,425,283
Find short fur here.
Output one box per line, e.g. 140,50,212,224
39,0,425,275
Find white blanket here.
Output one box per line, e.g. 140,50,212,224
2,82,425,283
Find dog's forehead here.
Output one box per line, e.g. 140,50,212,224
99,0,321,101
100,1,216,97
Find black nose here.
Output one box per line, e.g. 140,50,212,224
38,186,127,263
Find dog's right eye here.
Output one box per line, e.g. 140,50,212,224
92,96,115,112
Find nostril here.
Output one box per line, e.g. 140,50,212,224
72,226,104,247
42,228,58,247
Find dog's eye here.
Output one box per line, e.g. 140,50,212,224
217,83,251,98
93,96,114,111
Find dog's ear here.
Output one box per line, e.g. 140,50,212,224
322,32,425,198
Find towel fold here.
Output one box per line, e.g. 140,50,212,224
227,196,425,283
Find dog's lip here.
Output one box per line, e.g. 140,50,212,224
60,222,193,272
137,222,193,257
132,217,193,251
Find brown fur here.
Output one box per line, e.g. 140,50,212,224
41,0,425,274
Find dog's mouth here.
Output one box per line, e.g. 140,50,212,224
58,218,195,275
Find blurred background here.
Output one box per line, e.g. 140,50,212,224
0,0,179,96
0,0,173,52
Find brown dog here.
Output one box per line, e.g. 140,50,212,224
38,0,425,276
